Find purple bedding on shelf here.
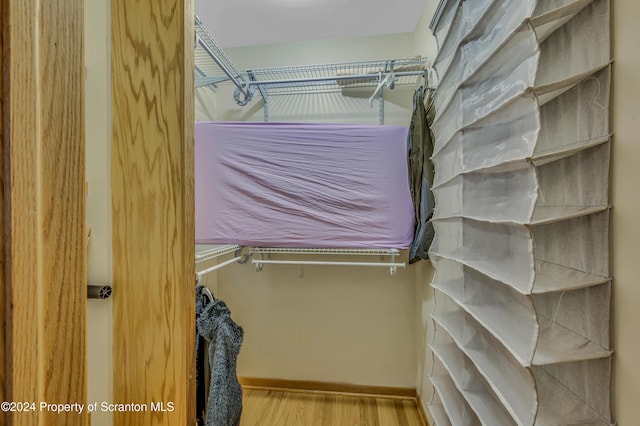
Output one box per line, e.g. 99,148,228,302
195,122,414,248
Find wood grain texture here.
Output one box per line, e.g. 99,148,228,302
0,0,5,408
182,0,196,421
111,0,195,424
239,377,418,399
241,389,425,426
4,2,40,423
39,2,87,423
3,0,86,424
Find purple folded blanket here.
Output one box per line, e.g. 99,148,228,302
195,122,414,248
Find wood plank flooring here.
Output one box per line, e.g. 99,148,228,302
241,389,424,426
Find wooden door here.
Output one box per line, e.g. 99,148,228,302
111,0,196,424
2,1,87,425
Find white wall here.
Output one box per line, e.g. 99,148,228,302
222,32,417,68
196,86,217,121
413,0,439,74
611,2,640,424
85,0,113,424
209,32,433,387
220,260,418,386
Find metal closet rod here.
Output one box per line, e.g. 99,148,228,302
251,247,400,255
197,256,244,278
252,259,406,268
250,247,405,275
251,259,405,276
244,70,427,88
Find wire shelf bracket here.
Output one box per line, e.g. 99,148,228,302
247,70,270,121
196,244,249,278
195,16,253,105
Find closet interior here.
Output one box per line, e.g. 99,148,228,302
192,7,436,425
190,0,613,424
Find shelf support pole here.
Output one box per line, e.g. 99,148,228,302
379,86,384,125
248,70,270,122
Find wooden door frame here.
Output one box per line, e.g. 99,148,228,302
111,1,195,424
2,1,87,425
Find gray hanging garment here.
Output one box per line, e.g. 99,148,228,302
408,86,436,263
196,297,244,426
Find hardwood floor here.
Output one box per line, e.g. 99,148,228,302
241,389,424,426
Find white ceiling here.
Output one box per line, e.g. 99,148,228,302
195,0,427,49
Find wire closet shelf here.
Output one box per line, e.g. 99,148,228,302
195,246,405,276
250,248,405,275
194,15,430,112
